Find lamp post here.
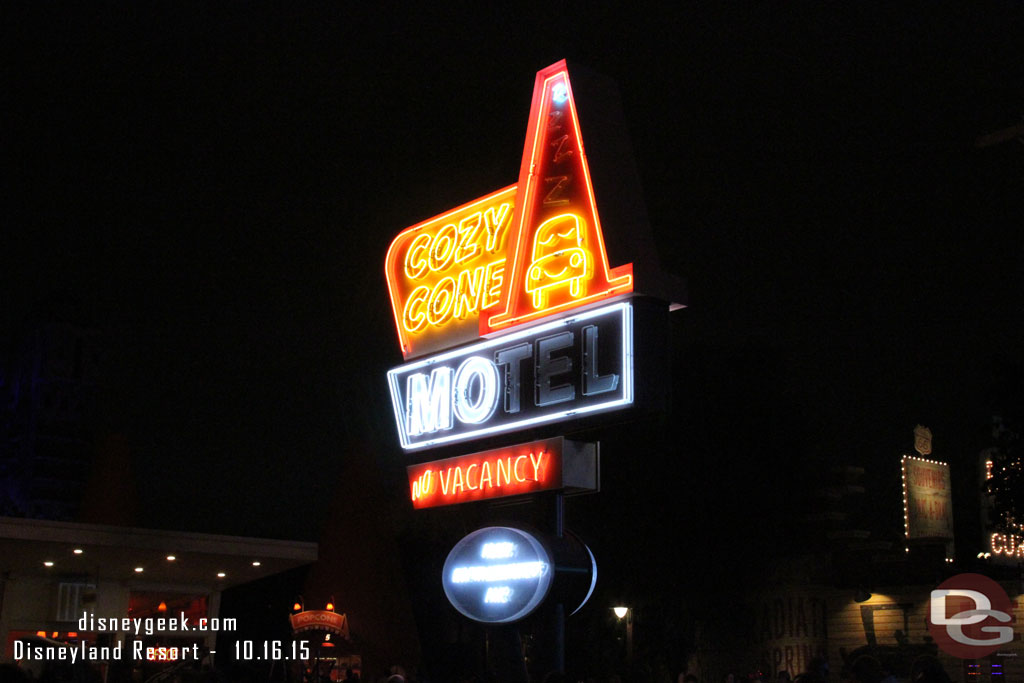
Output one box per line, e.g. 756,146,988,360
613,607,633,662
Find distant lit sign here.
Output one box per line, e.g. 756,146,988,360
145,647,181,662
443,526,553,624
388,301,631,450
407,437,597,509
989,531,1023,559
902,455,954,541
913,424,933,456
289,611,349,637
385,60,632,359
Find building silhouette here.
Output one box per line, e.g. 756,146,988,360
2,292,99,520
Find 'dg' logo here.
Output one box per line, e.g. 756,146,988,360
928,573,1015,659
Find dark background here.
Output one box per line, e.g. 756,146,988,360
4,3,1023,672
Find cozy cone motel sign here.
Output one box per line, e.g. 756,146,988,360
386,61,643,450
384,61,668,623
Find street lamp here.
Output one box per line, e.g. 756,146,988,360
613,606,633,661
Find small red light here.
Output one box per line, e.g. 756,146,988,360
158,602,167,612
326,602,334,611
293,602,302,612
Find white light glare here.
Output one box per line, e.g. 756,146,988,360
552,82,568,103
481,542,515,559
613,606,628,619
451,561,547,584
484,586,513,604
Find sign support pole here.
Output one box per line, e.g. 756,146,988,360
554,493,565,673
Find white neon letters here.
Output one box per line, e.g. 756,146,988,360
481,542,516,559
450,561,547,584
484,587,513,604
453,356,500,424
406,367,453,436
389,301,633,450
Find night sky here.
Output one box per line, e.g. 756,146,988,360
5,1,1023,556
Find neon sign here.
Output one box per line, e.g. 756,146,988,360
289,610,349,636
406,437,597,508
385,61,633,359
386,187,516,358
442,526,553,624
387,301,632,450
484,63,632,334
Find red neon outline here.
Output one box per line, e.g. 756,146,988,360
483,62,632,334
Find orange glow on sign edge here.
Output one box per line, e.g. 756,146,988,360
385,60,632,358
385,186,516,357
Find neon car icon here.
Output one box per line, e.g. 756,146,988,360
525,214,594,309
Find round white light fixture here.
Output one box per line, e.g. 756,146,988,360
443,526,553,624
73,549,83,555
166,555,176,561
217,572,226,578
613,606,629,619
252,561,261,567
134,567,144,573
44,561,55,567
